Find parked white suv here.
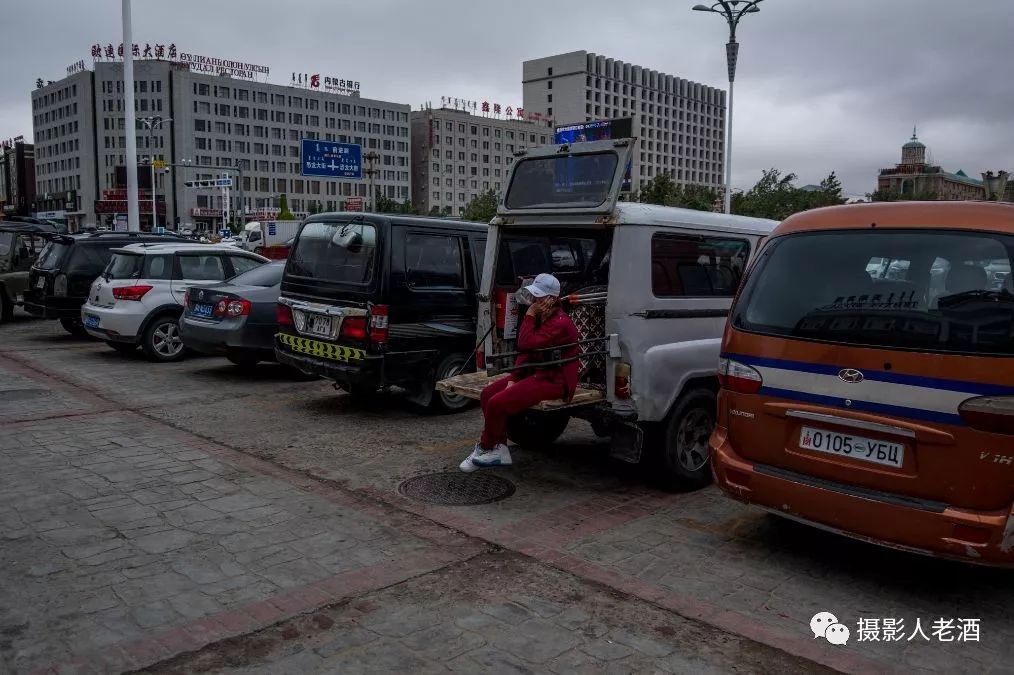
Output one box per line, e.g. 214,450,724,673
82,243,268,361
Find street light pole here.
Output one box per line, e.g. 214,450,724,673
693,0,764,215
121,0,139,231
364,151,380,212
140,116,172,231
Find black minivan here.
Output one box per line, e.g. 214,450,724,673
24,231,185,335
275,213,487,412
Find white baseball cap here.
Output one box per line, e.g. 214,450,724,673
525,273,561,298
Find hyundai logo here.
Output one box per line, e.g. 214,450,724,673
838,368,864,384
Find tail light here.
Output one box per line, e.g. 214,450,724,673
214,299,251,317
276,302,294,327
614,362,631,399
718,357,763,394
54,274,68,297
959,397,1014,435
112,284,153,301
369,304,389,344
183,290,189,307
340,316,367,341
476,345,486,370
494,290,508,330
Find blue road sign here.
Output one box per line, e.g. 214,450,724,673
267,222,277,236
301,140,362,179
214,177,233,188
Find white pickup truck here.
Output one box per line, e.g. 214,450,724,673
241,220,302,254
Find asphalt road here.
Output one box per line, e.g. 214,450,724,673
1,310,1011,674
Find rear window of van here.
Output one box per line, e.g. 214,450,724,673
733,229,1014,355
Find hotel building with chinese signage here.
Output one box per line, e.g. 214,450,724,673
30,46,411,231
410,104,553,216
522,50,726,193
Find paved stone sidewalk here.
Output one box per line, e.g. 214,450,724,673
0,411,476,674
144,552,827,675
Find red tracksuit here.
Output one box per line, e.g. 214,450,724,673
480,306,580,449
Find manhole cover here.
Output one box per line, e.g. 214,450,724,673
0,388,53,402
398,472,515,506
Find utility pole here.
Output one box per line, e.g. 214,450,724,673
121,0,139,231
364,151,380,212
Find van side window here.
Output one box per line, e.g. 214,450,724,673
406,233,464,289
651,234,750,298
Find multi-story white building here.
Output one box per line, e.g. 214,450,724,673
410,107,553,216
522,50,726,192
31,55,411,231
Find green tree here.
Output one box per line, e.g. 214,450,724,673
636,172,719,212
427,205,442,216
277,194,295,220
731,169,846,220
462,189,499,222
372,188,418,214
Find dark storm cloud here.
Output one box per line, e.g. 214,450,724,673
5,0,1012,198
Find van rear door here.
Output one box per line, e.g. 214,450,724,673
727,227,1014,512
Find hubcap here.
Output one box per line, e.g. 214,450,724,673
153,321,183,357
439,360,468,407
674,408,713,472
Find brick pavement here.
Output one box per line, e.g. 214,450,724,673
4,315,1010,674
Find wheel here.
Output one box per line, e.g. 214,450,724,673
506,411,570,449
226,349,261,368
651,388,717,490
60,317,88,337
0,289,12,323
427,353,475,413
107,341,137,354
141,315,186,362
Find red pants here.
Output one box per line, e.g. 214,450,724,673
480,375,565,449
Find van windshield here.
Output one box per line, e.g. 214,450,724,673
287,221,377,285
734,229,1014,355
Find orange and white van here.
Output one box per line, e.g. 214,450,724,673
711,201,1014,565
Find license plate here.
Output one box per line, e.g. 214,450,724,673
192,303,215,318
83,314,100,329
800,426,904,468
307,314,332,336
36,277,46,289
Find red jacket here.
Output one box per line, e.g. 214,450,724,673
512,306,581,398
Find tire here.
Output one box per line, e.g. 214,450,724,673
506,411,570,449
0,289,12,323
651,388,717,491
427,353,475,413
226,349,261,368
140,315,186,362
107,341,137,354
60,317,88,337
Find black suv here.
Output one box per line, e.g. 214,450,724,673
25,231,186,335
276,214,487,412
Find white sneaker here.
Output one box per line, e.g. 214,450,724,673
459,443,512,472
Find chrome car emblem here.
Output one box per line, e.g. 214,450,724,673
838,369,864,384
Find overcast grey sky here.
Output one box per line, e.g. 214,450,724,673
5,0,1013,197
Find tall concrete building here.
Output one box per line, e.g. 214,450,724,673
31,55,410,231
410,107,553,216
522,50,726,192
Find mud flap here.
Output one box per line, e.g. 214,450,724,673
608,422,643,464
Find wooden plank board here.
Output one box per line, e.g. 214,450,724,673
437,371,604,411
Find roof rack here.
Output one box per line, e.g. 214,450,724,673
86,231,182,238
